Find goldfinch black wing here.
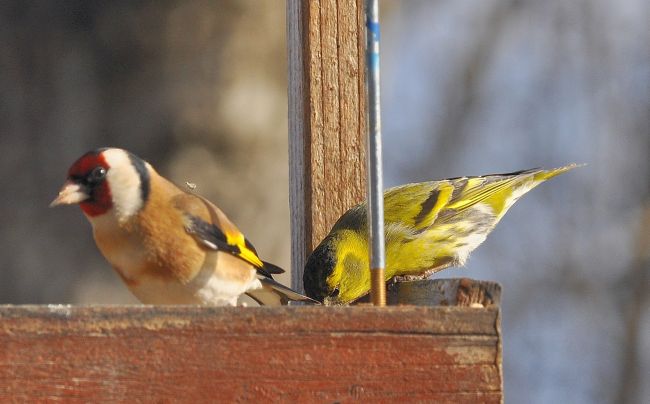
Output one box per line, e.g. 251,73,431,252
184,215,281,277
177,194,319,305
172,192,283,277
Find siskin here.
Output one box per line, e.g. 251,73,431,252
303,164,581,305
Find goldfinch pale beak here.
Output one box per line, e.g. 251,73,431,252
50,181,89,207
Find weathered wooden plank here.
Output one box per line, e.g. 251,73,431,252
288,0,367,291
0,306,501,402
386,278,502,307
0,306,498,335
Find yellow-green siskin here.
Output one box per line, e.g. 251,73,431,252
303,164,581,305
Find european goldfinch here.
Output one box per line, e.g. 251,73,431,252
303,165,580,305
51,148,316,306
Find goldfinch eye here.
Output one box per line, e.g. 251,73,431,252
88,166,107,183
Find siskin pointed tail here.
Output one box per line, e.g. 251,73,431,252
533,163,584,182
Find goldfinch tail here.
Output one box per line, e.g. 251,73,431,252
261,260,285,275
246,276,320,306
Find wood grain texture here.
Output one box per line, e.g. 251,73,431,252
288,0,367,291
0,305,502,402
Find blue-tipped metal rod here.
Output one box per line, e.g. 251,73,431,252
365,0,386,306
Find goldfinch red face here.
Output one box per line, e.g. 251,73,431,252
50,148,150,219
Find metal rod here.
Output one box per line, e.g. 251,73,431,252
365,0,386,306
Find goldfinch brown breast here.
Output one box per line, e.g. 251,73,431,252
51,147,316,306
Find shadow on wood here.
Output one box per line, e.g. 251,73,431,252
0,296,502,402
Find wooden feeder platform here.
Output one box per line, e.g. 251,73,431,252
0,279,502,402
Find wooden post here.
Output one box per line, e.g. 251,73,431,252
288,0,367,291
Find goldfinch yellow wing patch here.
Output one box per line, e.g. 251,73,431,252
184,215,285,278
172,192,280,276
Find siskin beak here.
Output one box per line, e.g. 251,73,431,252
50,180,89,207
